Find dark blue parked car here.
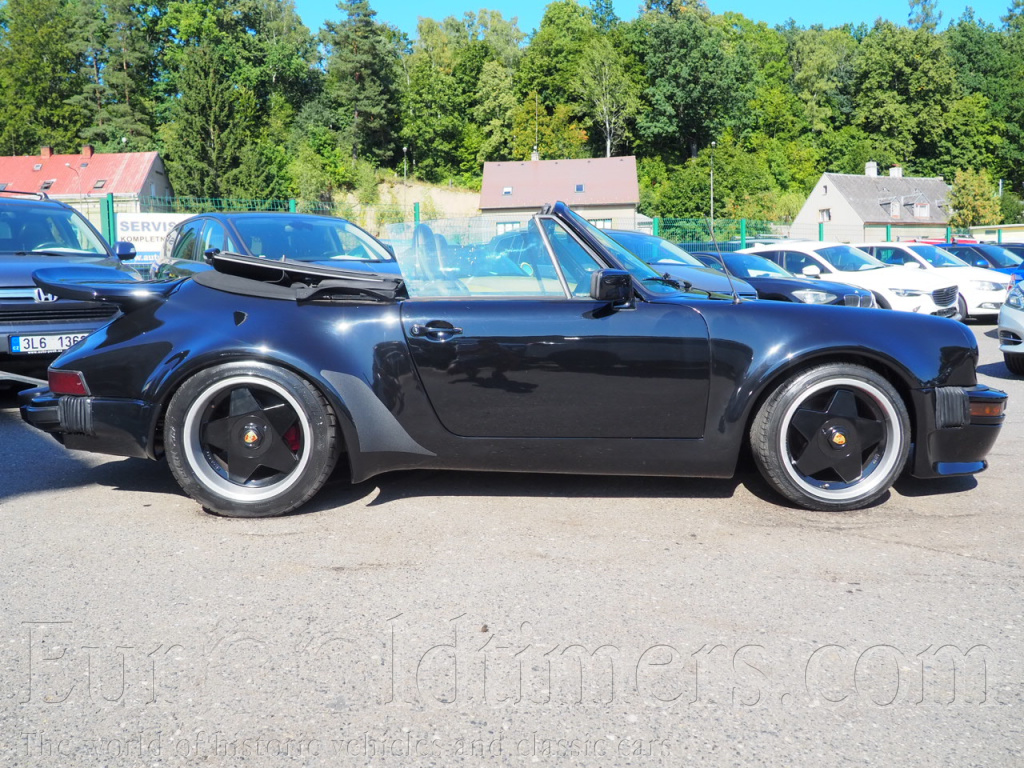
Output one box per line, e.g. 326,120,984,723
690,251,876,307
151,212,399,280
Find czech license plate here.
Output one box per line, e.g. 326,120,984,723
10,332,89,355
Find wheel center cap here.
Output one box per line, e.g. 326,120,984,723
241,423,265,449
826,426,849,449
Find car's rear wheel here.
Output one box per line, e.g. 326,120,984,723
750,363,910,511
1005,353,1024,376
165,362,339,517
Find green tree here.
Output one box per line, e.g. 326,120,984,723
573,36,640,156
323,0,402,162
472,59,517,161
949,168,1001,227
0,0,88,154
908,0,942,32
516,0,596,108
633,12,750,160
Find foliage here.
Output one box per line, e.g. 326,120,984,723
3,0,1024,224
948,168,1001,227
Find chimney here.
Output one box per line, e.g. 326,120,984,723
81,144,94,159
865,161,878,177
890,166,903,178
40,146,52,159
531,146,540,162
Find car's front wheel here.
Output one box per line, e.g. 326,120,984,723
1005,353,1024,376
751,364,910,511
165,362,339,517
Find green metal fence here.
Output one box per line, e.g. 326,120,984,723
654,218,791,252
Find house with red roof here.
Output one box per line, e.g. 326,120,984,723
0,145,173,205
480,156,641,228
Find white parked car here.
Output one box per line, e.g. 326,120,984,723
740,242,959,318
998,281,1024,374
856,242,1009,319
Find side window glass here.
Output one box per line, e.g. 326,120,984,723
170,221,201,262
875,248,903,265
200,220,228,259
539,218,604,297
783,251,815,274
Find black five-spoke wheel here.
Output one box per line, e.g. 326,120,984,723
165,362,339,517
751,363,910,511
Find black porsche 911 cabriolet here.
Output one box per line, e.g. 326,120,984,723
19,203,1007,517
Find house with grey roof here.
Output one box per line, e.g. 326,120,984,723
791,163,951,242
480,155,642,230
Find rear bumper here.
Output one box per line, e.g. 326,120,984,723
909,385,1007,479
19,387,157,459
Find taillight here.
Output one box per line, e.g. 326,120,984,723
48,369,90,396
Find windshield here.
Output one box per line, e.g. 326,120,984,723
815,245,886,271
722,252,791,278
0,204,108,256
906,244,968,267
233,215,393,263
563,210,684,296
607,231,704,267
978,245,1024,268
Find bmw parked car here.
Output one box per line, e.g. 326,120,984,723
20,203,1006,518
987,242,1024,288
689,250,875,307
0,191,139,385
998,281,1024,375
741,241,960,318
604,230,759,300
855,242,1010,319
151,212,399,279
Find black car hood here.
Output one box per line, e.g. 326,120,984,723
743,274,869,295
0,253,124,287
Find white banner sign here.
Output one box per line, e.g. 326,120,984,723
115,213,190,262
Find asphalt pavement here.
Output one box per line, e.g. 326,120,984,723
0,321,1021,767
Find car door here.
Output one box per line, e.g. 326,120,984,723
400,216,711,440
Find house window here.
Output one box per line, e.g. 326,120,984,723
822,185,828,195
914,202,930,218
496,221,521,235
575,183,585,193
40,180,54,191
502,186,513,196
589,218,612,229
818,209,831,223
0,184,7,191
890,201,901,218
93,179,106,189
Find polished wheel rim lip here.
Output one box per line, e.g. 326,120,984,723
182,375,313,503
778,377,901,503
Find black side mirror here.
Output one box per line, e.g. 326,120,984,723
975,259,989,269
113,241,137,261
590,269,633,305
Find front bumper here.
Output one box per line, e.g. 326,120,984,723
909,384,1008,479
998,303,1024,355
19,387,158,459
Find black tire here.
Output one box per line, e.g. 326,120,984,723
957,294,969,322
165,362,339,517
750,363,910,511
1005,353,1024,376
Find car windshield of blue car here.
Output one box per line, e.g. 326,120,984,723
233,216,394,263
979,245,1023,268
906,244,968,267
815,245,886,271
562,210,684,296
607,231,704,267
0,206,108,256
723,253,791,278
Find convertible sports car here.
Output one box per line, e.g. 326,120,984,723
19,203,1007,518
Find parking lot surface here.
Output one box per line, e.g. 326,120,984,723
1,322,1021,767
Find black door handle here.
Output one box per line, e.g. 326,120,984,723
410,321,463,340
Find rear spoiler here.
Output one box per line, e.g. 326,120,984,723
32,266,183,309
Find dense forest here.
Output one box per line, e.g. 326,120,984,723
0,0,1022,225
